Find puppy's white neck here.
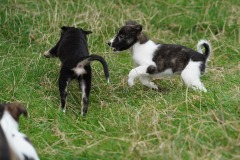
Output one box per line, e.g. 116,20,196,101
0,111,19,132
131,40,159,66
132,40,158,53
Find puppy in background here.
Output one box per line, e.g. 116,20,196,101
0,103,39,160
44,26,109,116
108,20,211,92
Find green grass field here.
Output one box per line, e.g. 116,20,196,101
0,0,240,159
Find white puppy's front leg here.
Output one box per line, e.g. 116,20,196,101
128,66,149,87
140,76,158,89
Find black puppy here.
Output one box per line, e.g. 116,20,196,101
44,26,109,116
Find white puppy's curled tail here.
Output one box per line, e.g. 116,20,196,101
197,39,211,60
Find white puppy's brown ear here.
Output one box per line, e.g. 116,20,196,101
6,103,28,122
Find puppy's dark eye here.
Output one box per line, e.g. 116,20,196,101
118,34,124,40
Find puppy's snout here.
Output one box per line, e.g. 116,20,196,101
107,41,112,46
107,38,114,47
43,50,51,58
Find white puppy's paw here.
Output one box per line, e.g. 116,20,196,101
149,82,158,90
128,79,134,87
192,85,207,92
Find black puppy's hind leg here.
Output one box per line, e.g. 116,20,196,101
59,68,71,112
78,66,92,116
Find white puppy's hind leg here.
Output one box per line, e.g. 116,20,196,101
181,60,207,92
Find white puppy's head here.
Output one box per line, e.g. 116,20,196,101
0,103,28,123
107,20,143,52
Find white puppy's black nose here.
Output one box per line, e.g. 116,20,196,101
107,42,111,46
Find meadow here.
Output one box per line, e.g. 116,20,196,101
0,0,239,159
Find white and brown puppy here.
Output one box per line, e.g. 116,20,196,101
108,20,211,92
0,103,39,160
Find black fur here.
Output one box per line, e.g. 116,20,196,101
0,125,11,160
202,43,211,58
0,104,12,160
108,21,211,92
0,104,4,120
108,21,210,75
146,65,157,74
23,154,35,160
45,26,109,115
108,24,142,51
152,44,207,74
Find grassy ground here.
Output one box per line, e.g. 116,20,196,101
0,0,240,159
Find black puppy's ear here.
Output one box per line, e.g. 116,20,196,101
83,30,92,35
130,25,142,35
126,20,137,25
61,26,68,31
132,25,142,32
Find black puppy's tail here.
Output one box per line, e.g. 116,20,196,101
79,54,110,83
197,39,211,59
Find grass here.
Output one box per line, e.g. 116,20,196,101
0,0,240,159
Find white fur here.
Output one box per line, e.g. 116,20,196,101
71,57,94,76
132,40,159,66
62,81,69,113
127,40,159,89
197,39,211,54
181,60,207,92
72,67,86,76
139,76,158,89
109,38,114,46
81,80,87,116
81,80,86,100
109,32,209,91
0,111,40,160
128,65,151,86
128,40,208,92
43,49,51,57
72,60,89,76
151,68,174,79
